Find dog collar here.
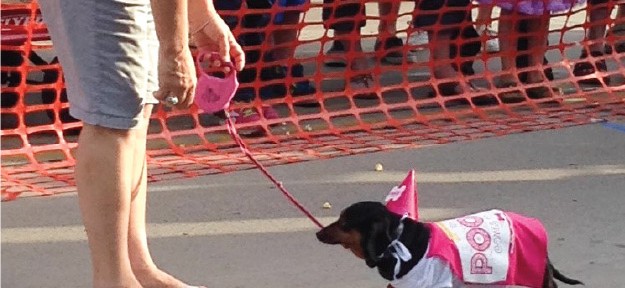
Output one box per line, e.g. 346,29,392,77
378,214,413,280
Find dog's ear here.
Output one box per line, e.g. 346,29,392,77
363,213,392,268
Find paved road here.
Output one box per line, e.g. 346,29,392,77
3,121,625,287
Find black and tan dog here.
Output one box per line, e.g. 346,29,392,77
316,201,583,288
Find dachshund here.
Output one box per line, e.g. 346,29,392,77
316,201,583,288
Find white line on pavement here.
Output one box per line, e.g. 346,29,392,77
1,208,465,244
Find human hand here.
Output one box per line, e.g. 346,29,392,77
153,46,197,109
191,14,245,72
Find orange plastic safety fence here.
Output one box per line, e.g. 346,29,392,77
2,1,625,200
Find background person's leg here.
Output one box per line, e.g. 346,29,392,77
608,4,625,53
322,0,374,95
574,1,610,86
524,14,550,83
414,0,476,95
474,3,500,53
269,6,317,99
322,0,366,68
475,3,494,26
376,0,405,64
586,1,610,53
378,1,399,36
496,9,519,85
523,13,558,98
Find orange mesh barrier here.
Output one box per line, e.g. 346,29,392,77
2,1,625,201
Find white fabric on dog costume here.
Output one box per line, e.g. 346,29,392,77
390,246,462,288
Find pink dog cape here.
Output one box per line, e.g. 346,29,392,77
194,52,239,113
389,210,548,288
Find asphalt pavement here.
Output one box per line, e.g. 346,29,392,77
3,121,625,287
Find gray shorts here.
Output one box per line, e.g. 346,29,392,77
39,0,159,130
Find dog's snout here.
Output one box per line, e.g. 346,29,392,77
316,228,332,243
316,229,326,242
316,223,341,244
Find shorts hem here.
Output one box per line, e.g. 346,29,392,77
69,106,151,130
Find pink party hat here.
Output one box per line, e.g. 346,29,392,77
194,51,239,114
384,170,418,220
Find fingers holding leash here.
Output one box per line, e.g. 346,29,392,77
154,46,197,109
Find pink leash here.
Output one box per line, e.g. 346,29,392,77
194,52,324,229
224,116,324,228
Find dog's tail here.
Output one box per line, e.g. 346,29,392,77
552,266,584,286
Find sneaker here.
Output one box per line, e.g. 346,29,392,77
375,36,404,65
289,64,317,96
324,41,347,67
260,64,317,99
475,24,499,53
259,65,288,100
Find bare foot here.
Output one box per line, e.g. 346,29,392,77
93,278,142,288
133,267,203,288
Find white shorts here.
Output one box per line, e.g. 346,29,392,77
39,0,159,130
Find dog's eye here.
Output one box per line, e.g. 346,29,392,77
339,222,350,232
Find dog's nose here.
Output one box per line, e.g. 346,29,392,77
316,230,326,242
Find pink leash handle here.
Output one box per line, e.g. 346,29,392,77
194,52,239,114
194,51,324,228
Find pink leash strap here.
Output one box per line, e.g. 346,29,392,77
224,115,324,229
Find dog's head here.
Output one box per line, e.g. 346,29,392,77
316,201,401,268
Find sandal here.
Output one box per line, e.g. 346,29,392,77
573,50,610,87
350,74,378,99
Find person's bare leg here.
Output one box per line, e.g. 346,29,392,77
523,13,557,98
428,29,473,95
586,4,609,53
497,9,519,84
378,1,399,36
270,11,300,61
334,30,368,72
429,30,456,79
475,4,495,26
125,105,198,288
525,13,550,84
617,4,625,19
76,123,143,288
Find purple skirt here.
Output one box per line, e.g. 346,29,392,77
477,0,586,15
